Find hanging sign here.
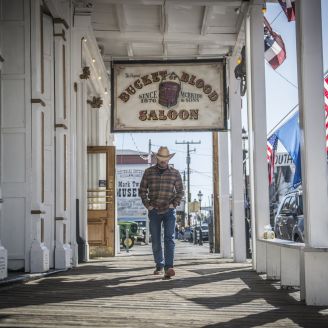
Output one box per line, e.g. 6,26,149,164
111,61,226,132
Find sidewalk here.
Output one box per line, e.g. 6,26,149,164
0,241,327,327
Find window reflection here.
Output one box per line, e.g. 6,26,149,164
87,153,107,210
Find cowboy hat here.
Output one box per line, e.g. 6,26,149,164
153,146,175,161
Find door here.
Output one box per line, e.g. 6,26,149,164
87,146,115,257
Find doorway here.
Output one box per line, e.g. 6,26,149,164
87,146,116,257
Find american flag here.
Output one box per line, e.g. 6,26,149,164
325,74,328,151
267,134,278,184
264,17,287,70
278,0,296,22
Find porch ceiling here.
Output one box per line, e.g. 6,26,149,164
87,0,249,69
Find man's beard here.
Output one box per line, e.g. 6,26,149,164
158,162,168,169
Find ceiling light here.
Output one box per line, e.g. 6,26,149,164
92,58,96,63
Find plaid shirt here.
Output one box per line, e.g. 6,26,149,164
139,165,184,214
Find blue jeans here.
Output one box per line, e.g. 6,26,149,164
149,208,176,270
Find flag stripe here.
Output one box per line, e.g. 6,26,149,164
278,0,296,22
267,134,278,184
264,17,286,70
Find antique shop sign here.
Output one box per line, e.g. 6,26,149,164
111,61,226,131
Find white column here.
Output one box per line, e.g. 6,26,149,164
229,56,246,262
296,0,328,248
54,18,71,269
54,218,71,269
70,24,81,266
218,132,231,258
245,1,270,272
82,81,89,260
0,45,8,280
295,0,328,306
71,17,91,262
30,103,49,273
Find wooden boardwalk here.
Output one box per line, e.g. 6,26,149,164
1,241,328,327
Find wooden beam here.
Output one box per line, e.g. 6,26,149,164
232,1,249,57
159,3,165,33
163,42,168,57
103,52,228,62
212,131,220,253
95,31,237,45
95,0,242,5
127,43,134,57
115,4,127,32
206,26,237,34
201,6,211,35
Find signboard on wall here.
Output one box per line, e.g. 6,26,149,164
116,168,147,219
111,60,226,132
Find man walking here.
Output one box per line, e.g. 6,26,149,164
139,146,184,279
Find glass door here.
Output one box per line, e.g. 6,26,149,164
87,146,115,257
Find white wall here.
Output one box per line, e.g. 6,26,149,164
0,0,32,271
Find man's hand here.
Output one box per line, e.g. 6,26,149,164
148,206,154,211
169,204,175,208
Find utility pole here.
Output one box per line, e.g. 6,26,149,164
145,139,152,245
175,140,201,226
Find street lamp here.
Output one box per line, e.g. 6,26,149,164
197,190,203,245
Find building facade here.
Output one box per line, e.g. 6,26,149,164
0,0,113,275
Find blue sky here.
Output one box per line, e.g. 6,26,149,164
115,2,328,207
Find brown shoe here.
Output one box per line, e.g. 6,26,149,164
164,267,175,279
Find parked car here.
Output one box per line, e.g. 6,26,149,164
194,224,209,243
274,189,304,242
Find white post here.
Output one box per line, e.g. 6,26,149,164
71,15,92,261
218,132,231,258
54,18,72,269
55,218,71,269
0,45,8,280
295,0,328,306
245,1,270,272
229,56,246,262
81,81,89,261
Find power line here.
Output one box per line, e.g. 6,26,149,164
265,61,298,89
269,10,283,26
152,142,212,157
267,103,299,136
129,133,148,160
191,170,212,179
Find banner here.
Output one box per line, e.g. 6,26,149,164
111,61,226,132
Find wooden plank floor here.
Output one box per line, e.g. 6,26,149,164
1,241,328,327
